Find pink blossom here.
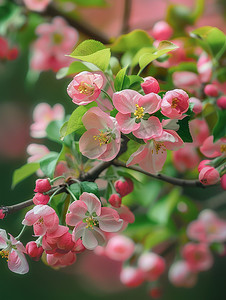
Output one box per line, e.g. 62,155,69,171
204,84,218,97
67,71,104,105
115,178,134,197
30,103,64,138
113,89,162,139
108,194,122,208
199,166,220,185
120,266,144,287
169,260,197,287
189,119,210,147
182,243,213,272
173,145,200,173
105,235,135,261
187,209,226,244
79,107,121,161
152,21,173,41
66,192,123,250
26,241,43,261
0,209,5,219
7,47,19,61
113,205,135,230
34,178,51,193
221,174,226,190
217,96,226,110
138,252,165,281
33,193,50,205
172,72,200,93
31,17,78,72
161,89,189,119
141,76,160,94
27,143,50,163
200,136,226,158
197,53,212,83
127,129,183,174
23,0,51,12
189,97,203,115
46,251,76,268
22,205,59,236
0,229,29,274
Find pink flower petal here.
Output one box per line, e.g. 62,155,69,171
133,117,162,139
80,192,102,216
138,93,161,114
98,207,123,232
113,90,140,113
116,112,139,134
8,249,29,274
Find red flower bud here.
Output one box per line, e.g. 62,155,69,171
108,194,122,208
26,241,44,261
115,178,134,197
149,287,162,299
204,84,218,97
0,209,5,219
7,47,19,61
199,166,220,185
198,160,211,172
34,178,51,193
221,174,226,190
141,76,160,94
33,193,50,205
216,96,226,110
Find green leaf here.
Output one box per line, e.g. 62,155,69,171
46,120,64,143
138,41,179,73
66,0,106,6
114,67,128,91
166,4,195,32
56,61,93,80
69,183,82,199
12,162,40,188
50,193,68,224
213,109,226,142
148,188,181,225
40,152,59,178
110,30,153,53
125,133,146,144
144,227,174,250
69,40,111,71
191,26,226,59
80,181,99,197
177,116,193,143
169,62,198,74
61,102,97,139
119,139,141,163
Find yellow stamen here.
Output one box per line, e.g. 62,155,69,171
53,33,63,44
85,216,98,229
171,98,179,108
220,145,226,153
78,82,95,96
134,104,145,119
0,250,9,261
93,131,111,146
152,141,166,154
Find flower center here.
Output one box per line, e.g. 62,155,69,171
171,97,179,109
0,250,9,261
84,216,99,229
220,145,226,153
134,104,145,119
93,131,111,146
152,141,166,154
78,82,95,96
53,33,63,45
37,217,44,225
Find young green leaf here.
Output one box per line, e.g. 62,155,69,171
12,162,40,189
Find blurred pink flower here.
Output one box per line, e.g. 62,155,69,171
105,235,135,261
30,103,64,138
137,252,165,281
31,17,78,72
23,0,51,11
27,143,50,163
169,260,197,287
200,135,226,158
173,144,200,173
151,21,173,41
120,266,144,287
0,229,29,274
197,52,212,83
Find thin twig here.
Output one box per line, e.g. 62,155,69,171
121,0,132,34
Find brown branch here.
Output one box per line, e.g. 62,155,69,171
112,160,217,188
121,0,132,34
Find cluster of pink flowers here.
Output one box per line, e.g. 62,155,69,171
67,71,190,172
23,0,51,12
169,209,226,287
0,36,19,61
31,17,78,72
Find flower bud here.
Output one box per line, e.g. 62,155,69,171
0,209,5,219
33,193,50,205
204,84,218,97
105,235,135,261
120,266,144,287
7,47,19,61
199,166,220,185
189,97,202,115
198,160,211,172
216,96,226,110
152,21,173,41
149,287,162,299
138,252,165,281
141,76,160,94
34,178,51,193
26,241,44,261
57,232,75,253
115,178,134,197
169,261,197,287
221,174,226,190
108,194,122,208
